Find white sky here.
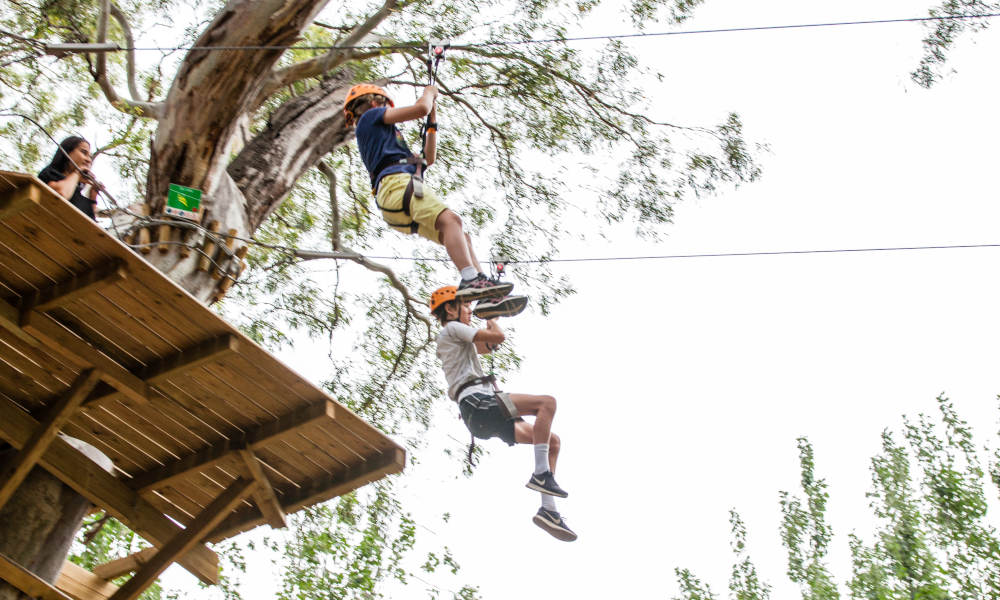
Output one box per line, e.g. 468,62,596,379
156,0,1000,598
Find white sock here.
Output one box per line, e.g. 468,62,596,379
541,494,557,511
460,267,477,281
534,444,549,475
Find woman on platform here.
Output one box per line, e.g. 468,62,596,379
37,136,101,221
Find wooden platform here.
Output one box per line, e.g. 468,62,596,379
0,171,405,600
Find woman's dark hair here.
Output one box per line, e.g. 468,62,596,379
42,136,88,174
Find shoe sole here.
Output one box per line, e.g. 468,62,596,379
525,480,568,498
533,514,578,542
455,281,514,302
473,296,528,319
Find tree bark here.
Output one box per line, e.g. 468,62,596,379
146,0,331,213
229,72,355,230
0,450,91,600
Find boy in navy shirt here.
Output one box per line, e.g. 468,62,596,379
344,83,526,318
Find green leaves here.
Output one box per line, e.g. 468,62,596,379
691,396,1000,600
730,510,771,600
780,438,840,600
912,2,997,88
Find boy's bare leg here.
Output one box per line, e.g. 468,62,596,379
435,209,477,272
511,393,576,541
509,393,555,446
510,392,566,497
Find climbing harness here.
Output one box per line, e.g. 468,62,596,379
374,41,449,235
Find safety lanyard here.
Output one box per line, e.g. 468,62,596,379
418,41,448,159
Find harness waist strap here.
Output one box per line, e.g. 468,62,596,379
454,375,495,400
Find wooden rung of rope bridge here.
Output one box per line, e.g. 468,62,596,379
0,171,405,600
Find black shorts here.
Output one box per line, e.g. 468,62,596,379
458,392,520,446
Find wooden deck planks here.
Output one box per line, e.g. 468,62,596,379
0,173,406,596
0,326,75,389
47,303,152,371
0,235,52,294
0,218,75,284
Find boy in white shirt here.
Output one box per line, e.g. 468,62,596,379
431,285,576,542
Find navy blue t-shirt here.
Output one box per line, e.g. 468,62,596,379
354,107,416,189
38,166,96,221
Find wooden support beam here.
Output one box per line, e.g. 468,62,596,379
92,548,157,581
19,309,150,405
57,561,119,600
109,479,254,600
0,297,39,348
0,397,219,585
0,552,73,600
0,179,42,221
130,399,335,493
0,369,101,511
209,448,405,542
238,448,287,529
24,261,128,312
84,334,239,408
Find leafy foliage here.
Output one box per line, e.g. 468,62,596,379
680,395,1000,600
912,2,997,87
729,510,771,600
70,513,163,600
780,438,840,600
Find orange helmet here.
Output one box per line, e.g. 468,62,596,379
429,285,457,312
343,84,393,126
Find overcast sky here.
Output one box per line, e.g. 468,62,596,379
157,0,1000,598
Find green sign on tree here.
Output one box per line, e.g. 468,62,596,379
165,183,202,221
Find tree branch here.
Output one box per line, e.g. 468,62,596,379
92,0,164,118
316,159,341,251
110,1,142,102
250,0,400,108
310,158,432,333
295,248,433,332
462,47,713,136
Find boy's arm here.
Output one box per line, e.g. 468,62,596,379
382,85,437,125
473,319,504,354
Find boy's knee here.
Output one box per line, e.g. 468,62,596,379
435,209,463,231
543,395,556,412
549,432,561,451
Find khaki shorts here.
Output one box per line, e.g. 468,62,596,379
375,173,448,243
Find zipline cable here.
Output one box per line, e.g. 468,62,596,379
4,111,999,267
359,243,1000,264
21,12,1000,54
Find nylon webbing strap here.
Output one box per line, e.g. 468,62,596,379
454,375,496,400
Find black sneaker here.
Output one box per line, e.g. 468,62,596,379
533,508,577,542
526,470,568,498
473,294,528,319
456,274,514,301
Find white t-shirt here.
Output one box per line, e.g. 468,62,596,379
436,321,492,401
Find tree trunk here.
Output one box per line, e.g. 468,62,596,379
0,451,91,600
146,0,331,212
229,72,355,230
